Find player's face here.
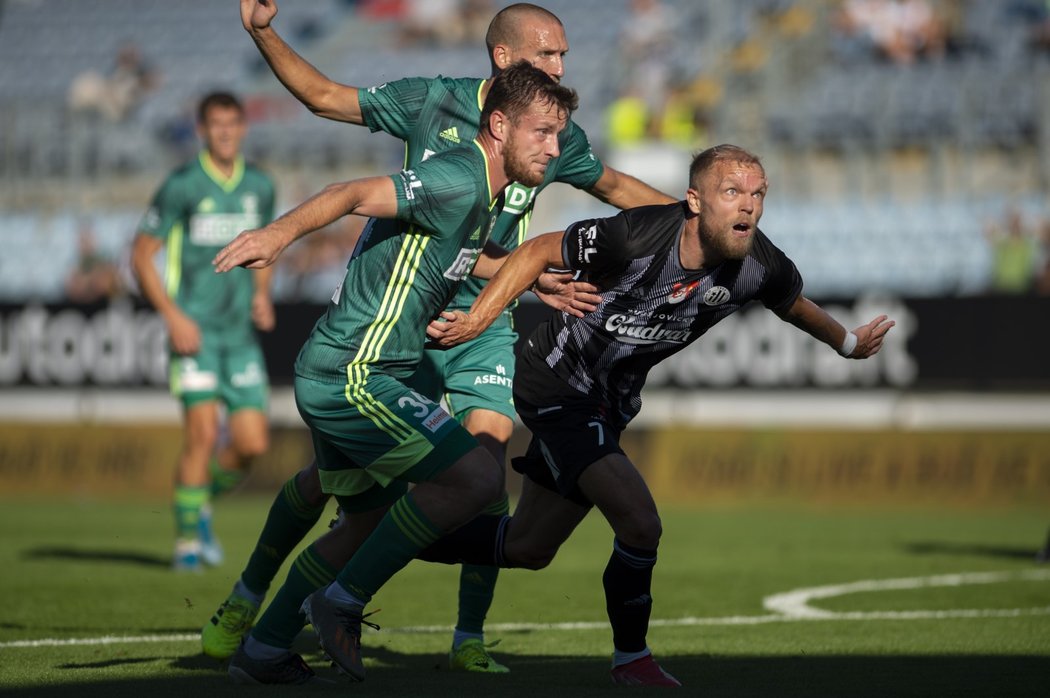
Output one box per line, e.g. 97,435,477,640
199,105,246,164
508,17,568,82
691,161,767,261
502,99,566,187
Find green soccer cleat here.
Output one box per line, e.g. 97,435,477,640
202,591,261,660
449,638,510,673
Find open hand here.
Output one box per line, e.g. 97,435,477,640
849,314,895,359
533,271,601,318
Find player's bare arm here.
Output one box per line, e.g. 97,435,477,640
214,176,396,271
779,295,895,359
131,233,201,354
428,231,571,347
251,266,276,332
587,165,676,209
241,0,363,124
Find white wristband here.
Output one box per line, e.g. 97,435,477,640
838,331,858,357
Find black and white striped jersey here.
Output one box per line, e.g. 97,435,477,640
515,202,803,426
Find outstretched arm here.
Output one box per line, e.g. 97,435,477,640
778,295,894,359
213,176,396,271
587,165,676,209
241,0,364,123
427,232,568,347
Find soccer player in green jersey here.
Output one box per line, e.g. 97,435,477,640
130,92,276,572
214,61,582,685
200,0,674,670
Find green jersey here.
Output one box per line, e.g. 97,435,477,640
294,142,503,383
140,152,275,336
359,75,605,314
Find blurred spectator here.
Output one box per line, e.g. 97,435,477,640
65,220,124,304
68,42,160,122
618,0,676,126
1035,218,1050,295
833,0,946,65
398,0,491,47
606,86,651,147
984,207,1039,294
277,216,365,302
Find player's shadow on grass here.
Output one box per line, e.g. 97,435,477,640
26,653,1050,698
22,546,170,568
903,541,1037,561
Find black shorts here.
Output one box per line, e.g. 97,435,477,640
511,388,625,508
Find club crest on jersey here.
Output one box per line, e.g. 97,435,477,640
667,281,700,304
703,286,731,306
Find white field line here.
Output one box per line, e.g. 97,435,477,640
3,570,1048,650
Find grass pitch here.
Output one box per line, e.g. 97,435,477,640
1,494,1047,697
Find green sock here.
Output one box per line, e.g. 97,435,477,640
251,544,337,650
173,485,209,540
338,493,443,605
456,492,509,635
241,476,327,596
208,458,244,498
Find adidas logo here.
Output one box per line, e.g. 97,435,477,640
439,126,461,143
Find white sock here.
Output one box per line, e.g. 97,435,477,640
233,578,265,606
243,635,290,661
324,581,366,609
612,647,651,668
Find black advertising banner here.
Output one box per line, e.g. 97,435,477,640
0,296,1047,390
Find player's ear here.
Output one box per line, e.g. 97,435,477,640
686,188,701,214
492,44,510,70
490,109,507,140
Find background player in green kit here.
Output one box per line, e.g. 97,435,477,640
212,62,582,685
200,0,674,670
130,92,276,572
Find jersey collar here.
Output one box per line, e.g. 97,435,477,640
199,151,245,193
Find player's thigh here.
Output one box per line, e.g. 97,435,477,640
503,475,589,568
405,350,446,403
577,451,661,549
512,392,625,506
295,372,478,498
440,328,518,424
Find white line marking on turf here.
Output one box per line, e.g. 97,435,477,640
763,569,1050,618
3,570,1048,649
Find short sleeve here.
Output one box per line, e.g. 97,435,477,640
756,238,803,313
392,152,485,234
562,211,630,278
138,174,184,241
358,76,432,140
552,120,605,190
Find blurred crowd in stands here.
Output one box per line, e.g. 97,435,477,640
0,0,1049,304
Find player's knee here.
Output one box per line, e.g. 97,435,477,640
235,433,269,460
506,542,558,570
616,510,663,550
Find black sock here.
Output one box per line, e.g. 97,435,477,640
603,538,657,653
418,514,510,566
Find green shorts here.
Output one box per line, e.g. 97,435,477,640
409,323,517,422
294,372,479,505
169,334,268,412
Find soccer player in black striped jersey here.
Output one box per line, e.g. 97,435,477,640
425,144,895,687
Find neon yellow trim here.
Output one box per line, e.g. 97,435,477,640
316,435,435,495
165,223,183,298
390,498,435,546
517,209,532,246
475,79,486,112
342,233,430,442
471,140,495,205
199,151,244,193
